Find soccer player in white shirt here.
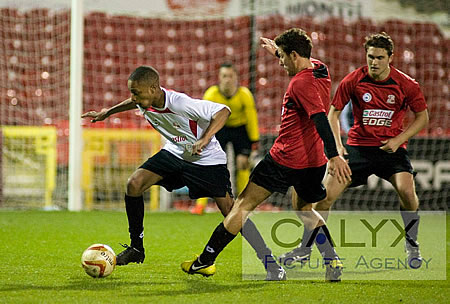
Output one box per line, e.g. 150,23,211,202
82,66,285,280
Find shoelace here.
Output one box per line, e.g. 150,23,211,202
119,243,130,249
119,243,141,253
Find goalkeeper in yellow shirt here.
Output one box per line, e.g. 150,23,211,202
191,62,259,215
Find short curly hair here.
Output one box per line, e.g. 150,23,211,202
364,32,394,56
274,28,312,59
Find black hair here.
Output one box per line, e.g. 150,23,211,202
220,62,234,69
128,66,160,85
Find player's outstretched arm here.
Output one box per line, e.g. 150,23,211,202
380,109,429,153
82,98,136,122
260,37,278,57
191,107,230,155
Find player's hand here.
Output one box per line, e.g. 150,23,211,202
260,37,278,57
191,138,209,156
81,109,109,122
327,155,352,184
379,138,401,153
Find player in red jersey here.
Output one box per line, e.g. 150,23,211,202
280,32,429,269
181,28,351,282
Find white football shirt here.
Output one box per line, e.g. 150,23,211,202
136,88,229,165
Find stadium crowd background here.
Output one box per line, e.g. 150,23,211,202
0,0,448,210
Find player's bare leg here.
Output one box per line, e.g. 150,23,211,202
223,182,272,234
314,174,350,221
279,198,323,266
126,168,163,197
280,175,349,266
183,182,286,280
278,191,343,281
117,169,163,266
225,183,286,280
390,172,422,268
390,172,419,211
213,193,234,217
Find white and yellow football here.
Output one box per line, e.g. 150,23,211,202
81,244,116,278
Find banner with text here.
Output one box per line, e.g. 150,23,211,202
242,211,446,280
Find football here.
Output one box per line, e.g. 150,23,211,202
81,244,116,278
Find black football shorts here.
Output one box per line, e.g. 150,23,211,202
345,145,414,187
139,149,233,199
250,153,327,203
215,125,252,156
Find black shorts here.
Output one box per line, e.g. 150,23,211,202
139,150,233,199
216,125,252,156
345,145,414,187
250,154,327,203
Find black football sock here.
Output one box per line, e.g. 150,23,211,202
198,222,237,265
400,207,420,246
313,225,338,262
124,194,144,250
241,219,279,271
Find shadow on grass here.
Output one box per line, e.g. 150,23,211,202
1,272,443,297
130,276,269,298
0,275,276,297
0,277,180,293
285,266,441,281
341,280,447,287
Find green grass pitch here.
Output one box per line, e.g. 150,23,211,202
0,210,448,303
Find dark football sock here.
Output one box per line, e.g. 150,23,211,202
302,226,315,249
124,194,144,250
241,219,279,271
313,225,338,262
400,207,420,246
198,222,237,265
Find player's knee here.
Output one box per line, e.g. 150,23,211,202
126,176,144,196
398,188,419,210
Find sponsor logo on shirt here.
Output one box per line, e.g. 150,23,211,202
362,109,393,126
362,92,372,102
386,94,396,104
172,135,187,143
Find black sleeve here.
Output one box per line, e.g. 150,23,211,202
311,112,339,159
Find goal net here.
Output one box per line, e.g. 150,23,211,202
0,7,70,208
0,0,448,210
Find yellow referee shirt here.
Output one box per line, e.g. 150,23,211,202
203,85,259,142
